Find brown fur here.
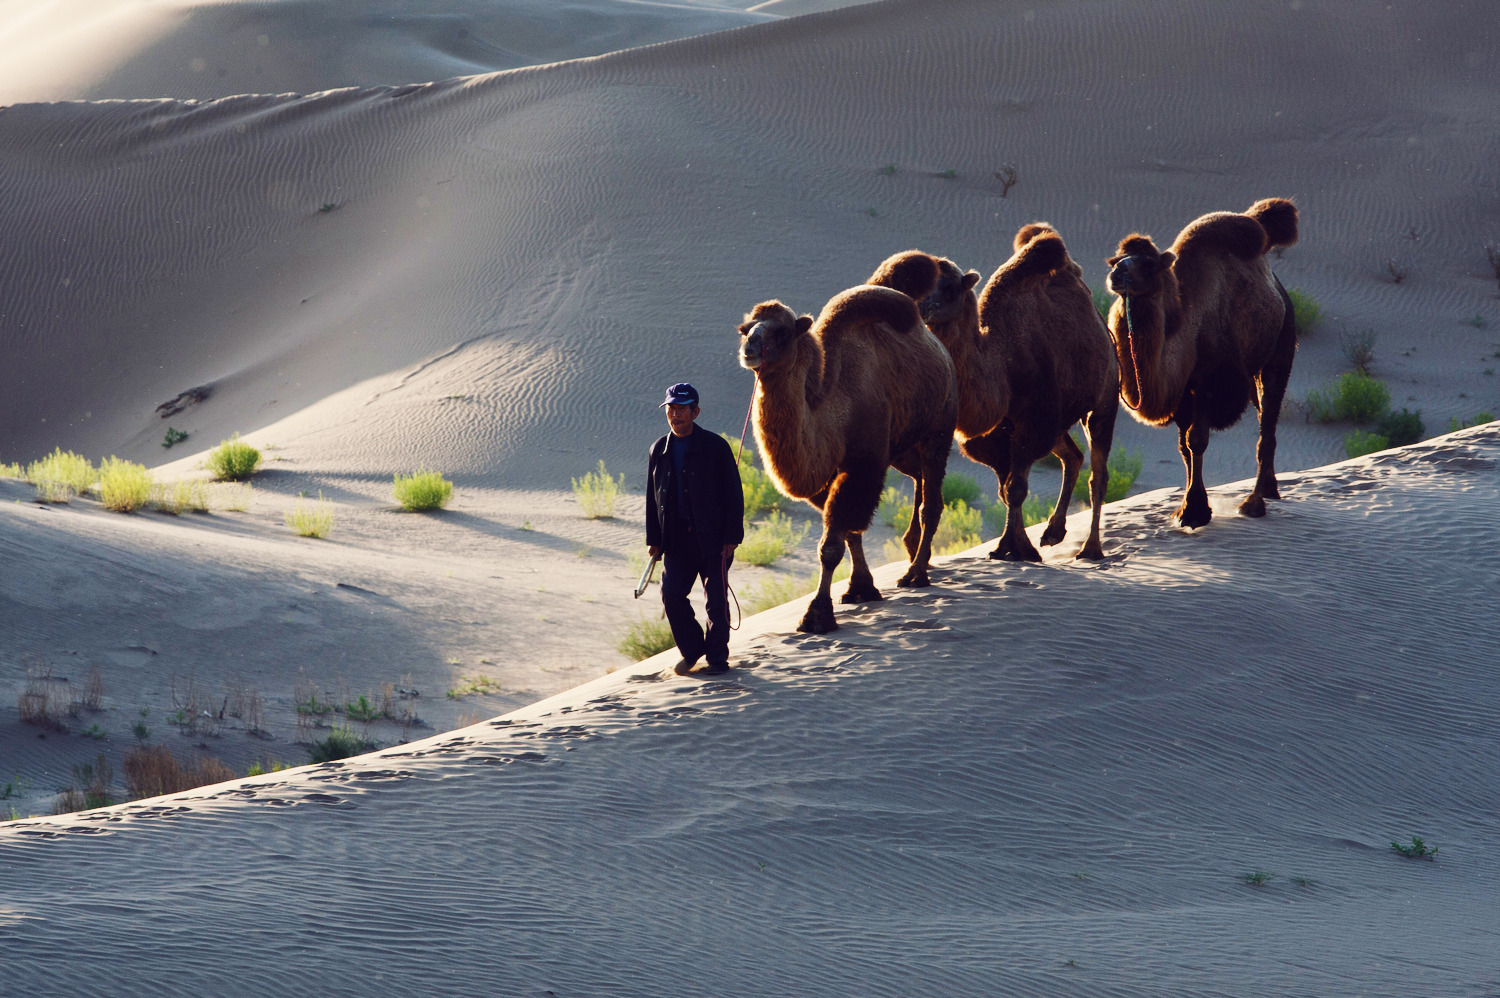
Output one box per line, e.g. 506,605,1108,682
1104,198,1300,528
738,284,957,633
869,228,1120,562
864,250,940,303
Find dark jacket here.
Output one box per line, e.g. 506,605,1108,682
646,426,744,557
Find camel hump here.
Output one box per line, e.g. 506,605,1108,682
1007,230,1070,280
866,250,940,302
1175,212,1269,262
816,285,921,337
1013,221,1057,252
1246,197,1298,250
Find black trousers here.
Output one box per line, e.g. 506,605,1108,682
661,538,733,667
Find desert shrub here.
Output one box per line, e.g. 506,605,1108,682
879,486,913,532
1338,327,1377,373
1448,411,1496,432
26,448,95,501
152,479,210,514
742,574,809,615
1376,408,1425,447
246,760,291,777
0,461,22,478
162,427,189,449
1344,429,1389,459
1306,372,1389,423
345,694,382,721
123,745,235,799
723,435,782,519
98,457,154,512
1287,288,1321,334
446,676,502,699
206,434,261,481
393,469,453,511
1072,448,1144,505
18,658,66,730
53,756,115,814
308,724,370,763
285,492,334,537
1021,494,1056,528
213,482,254,512
933,500,983,555
571,459,623,518
617,617,675,661
738,510,810,566
941,473,983,507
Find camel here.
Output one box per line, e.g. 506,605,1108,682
868,223,1119,562
738,284,958,634
1104,198,1299,528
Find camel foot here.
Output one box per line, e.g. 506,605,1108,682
1039,522,1067,547
896,566,931,588
1238,494,1267,518
1074,539,1104,561
987,537,1013,560
1175,502,1212,530
796,595,838,634
840,581,883,604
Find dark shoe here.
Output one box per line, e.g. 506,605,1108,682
700,661,730,676
672,657,700,676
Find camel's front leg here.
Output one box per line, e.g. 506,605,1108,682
799,466,884,631
841,533,882,604
1077,398,1118,560
797,523,845,634
1175,405,1212,529
1041,430,1083,548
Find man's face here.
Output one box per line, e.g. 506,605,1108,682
666,403,699,437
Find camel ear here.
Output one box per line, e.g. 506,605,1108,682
795,315,814,335
1106,254,1123,267
737,320,755,335
962,270,981,292
1159,251,1176,268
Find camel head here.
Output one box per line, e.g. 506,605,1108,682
917,257,981,329
1106,234,1175,300
738,300,812,372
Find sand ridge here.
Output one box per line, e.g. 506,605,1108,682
3,425,1498,995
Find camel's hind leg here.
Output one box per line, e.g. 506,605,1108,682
898,439,949,587
798,464,884,633
1241,284,1297,517
841,533,881,604
1040,431,1083,548
960,429,1017,560
1077,393,1119,560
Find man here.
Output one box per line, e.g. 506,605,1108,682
646,382,744,676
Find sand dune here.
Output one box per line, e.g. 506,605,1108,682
4,426,1498,996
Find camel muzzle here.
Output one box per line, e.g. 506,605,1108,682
739,322,769,370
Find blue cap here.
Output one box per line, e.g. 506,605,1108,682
660,382,699,407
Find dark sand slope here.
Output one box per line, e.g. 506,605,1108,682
3,426,1498,997
2,0,1497,492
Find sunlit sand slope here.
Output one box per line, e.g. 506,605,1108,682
4,426,1498,997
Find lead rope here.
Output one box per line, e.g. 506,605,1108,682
1121,295,1144,415
724,377,758,631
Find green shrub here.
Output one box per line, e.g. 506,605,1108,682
26,448,95,501
1092,286,1113,321
345,695,382,722
1376,408,1424,447
446,675,502,699
98,457,154,512
162,427,189,449
0,461,22,478
393,469,453,511
151,479,209,515
1073,449,1144,504
1021,494,1056,528
1306,372,1389,423
1287,288,1321,334
738,510,810,566
213,482,254,512
941,473,983,507
206,434,261,481
571,459,623,518
933,499,983,555
723,436,783,519
617,617,675,661
285,493,334,538
308,724,370,763
879,486,913,532
1344,429,1389,458
1448,411,1496,432
742,574,809,615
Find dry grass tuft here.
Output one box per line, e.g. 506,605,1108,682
123,745,237,800
18,657,66,730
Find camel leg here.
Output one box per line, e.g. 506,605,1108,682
841,532,882,604
1241,289,1297,517
899,440,948,587
960,430,1016,561
1040,431,1083,548
1076,394,1119,560
1174,399,1212,529
799,464,884,632
902,472,923,560
996,425,1053,562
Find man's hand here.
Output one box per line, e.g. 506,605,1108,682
722,543,737,558
648,545,660,558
